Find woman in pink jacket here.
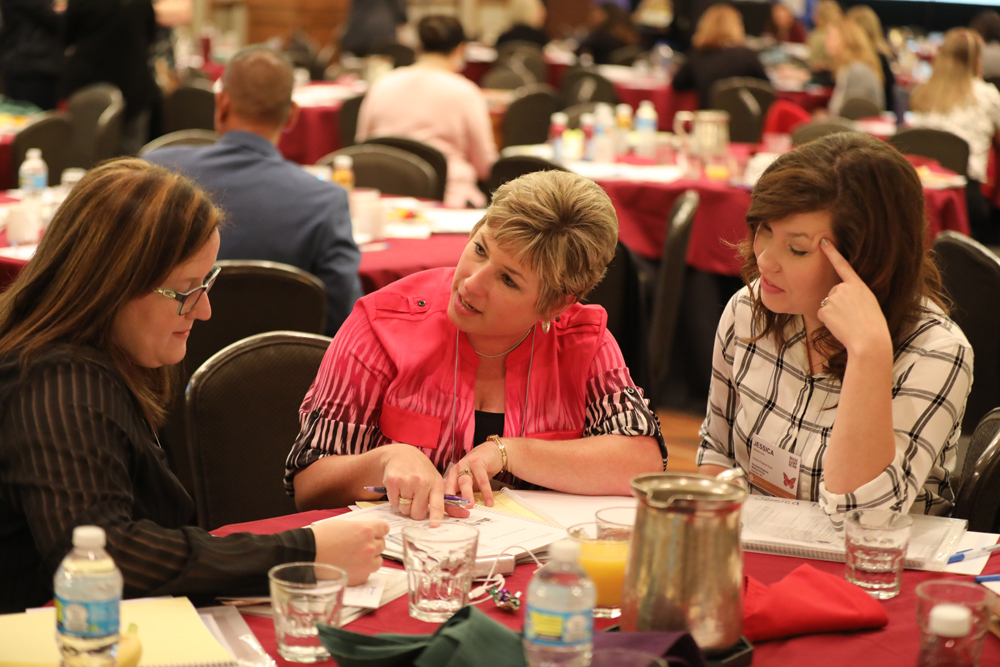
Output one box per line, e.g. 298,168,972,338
285,171,666,522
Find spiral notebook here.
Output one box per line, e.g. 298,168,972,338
0,597,236,667
740,495,968,571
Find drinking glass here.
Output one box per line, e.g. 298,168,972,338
268,562,347,663
568,522,630,618
594,506,637,540
916,580,996,666
844,510,912,600
402,522,479,622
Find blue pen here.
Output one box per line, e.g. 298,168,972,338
947,543,1000,564
363,486,472,506
974,574,1000,584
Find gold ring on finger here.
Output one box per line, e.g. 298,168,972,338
398,497,412,505
458,468,473,478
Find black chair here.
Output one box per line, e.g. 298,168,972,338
609,45,645,66
496,40,544,62
498,47,547,84
66,83,124,168
709,77,775,144
186,332,332,528
138,129,217,156
889,128,970,177
559,67,596,99
952,408,1000,532
563,102,601,129
318,144,438,199
838,97,881,121
790,120,858,147
932,231,1000,434
480,65,530,90
486,155,567,195
12,112,73,187
369,43,416,68
502,88,560,147
562,71,619,106
163,82,216,133
364,136,447,202
647,190,700,405
339,94,365,147
162,260,327,499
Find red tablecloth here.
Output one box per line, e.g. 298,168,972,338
278,102,344,166
214,509,1000,667
358,236,468,293
0,133,14,190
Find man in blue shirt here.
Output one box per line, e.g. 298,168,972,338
146,45,361,336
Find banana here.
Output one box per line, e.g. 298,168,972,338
115,623,142,667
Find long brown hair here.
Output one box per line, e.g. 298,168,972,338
739,133,946,381
911,29,983,115
0,159,222,427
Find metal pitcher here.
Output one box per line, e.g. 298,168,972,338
673,110,730,159
619,472,747,653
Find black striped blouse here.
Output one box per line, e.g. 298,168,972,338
0,347,314,613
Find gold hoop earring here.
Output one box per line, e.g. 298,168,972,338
542,320,551,334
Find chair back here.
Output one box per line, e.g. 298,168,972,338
319,144,438,199
562,72,619,106
186,332,332,528
163,82,216,133
838,97,881,121
709,78,776,144
503,88,560,147
339,94,365,147
498,46,547,84
138,129,217,156
952,408,1000,532
368,43,416,68
932,231,1000,433
889,128,970,177
66,83,124,168
563,102,601,129
496,40,544,62
647,190,700,396
790,120,858,147
609,45,645,66
364,136,448,202
12,113,73,187
486,156,567,195
481,65,530,90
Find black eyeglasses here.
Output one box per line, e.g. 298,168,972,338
152,265,221,315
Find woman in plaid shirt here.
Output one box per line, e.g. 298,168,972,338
698,133,974,523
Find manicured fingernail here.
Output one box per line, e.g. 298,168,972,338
820,239,830,247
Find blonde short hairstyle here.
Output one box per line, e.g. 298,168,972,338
692,4,746,50
473,171,618,317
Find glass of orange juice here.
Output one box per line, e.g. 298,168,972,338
567,522,630,618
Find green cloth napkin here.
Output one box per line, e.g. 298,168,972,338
317,606,528,667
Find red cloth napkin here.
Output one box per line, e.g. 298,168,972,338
743,564,889,642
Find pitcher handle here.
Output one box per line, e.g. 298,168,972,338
715,467,748,490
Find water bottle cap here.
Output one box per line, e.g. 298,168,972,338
550,112,568,125
927,604,972,638
72,525,107,549
580,113,595,127
548,539,580,562
334,155,353,169
26,148,41,160
616,104,632,116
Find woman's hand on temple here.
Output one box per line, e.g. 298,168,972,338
380,443,469,524
311,519,388,586
817,239,892,359
443,439,508,508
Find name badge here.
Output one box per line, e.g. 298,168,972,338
747,435,801,499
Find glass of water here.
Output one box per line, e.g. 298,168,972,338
844,510,913,600
268,562,347,663
402,522,479,622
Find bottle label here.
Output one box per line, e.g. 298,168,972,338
20,173,46,191
523,604,593,647
55,596,120,639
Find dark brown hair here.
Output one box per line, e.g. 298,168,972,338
418,15,466,54
739,132,946,380
0,159,222,427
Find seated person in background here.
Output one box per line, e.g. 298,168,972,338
495,0,548,49
698,133,973,526
824,18,884,116
672,4,770,110
806,0,843,84
286,171,666,524
577,2,641,65
971,10,1000,80
764,2,807,44
339,0,407,57
0,160,387,614
846,5,897,115
910,29,1000,244
146,46,361,337
356,15,497,208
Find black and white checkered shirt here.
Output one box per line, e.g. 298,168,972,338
697,284,974,524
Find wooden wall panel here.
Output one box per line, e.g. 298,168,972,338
243,0,349,49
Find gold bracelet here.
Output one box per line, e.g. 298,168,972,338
488,435,508,476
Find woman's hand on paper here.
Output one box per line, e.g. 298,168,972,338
443,439,508,509
380,443,470,524
312,519,389,585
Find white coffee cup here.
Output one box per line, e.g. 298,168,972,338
349,188,384,241
6,200,43,245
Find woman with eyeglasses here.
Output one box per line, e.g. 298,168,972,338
0,159,388,613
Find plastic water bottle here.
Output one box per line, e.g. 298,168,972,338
19,148,48,196
580,113,596,162
55,526,123,667
592,104,616,163
634,100,658,160
615,104,633,157
916,604,977,667
549,112,568,164
332,154,355,192
523,539,596,667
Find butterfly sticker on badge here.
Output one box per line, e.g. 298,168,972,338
783,472,796,490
